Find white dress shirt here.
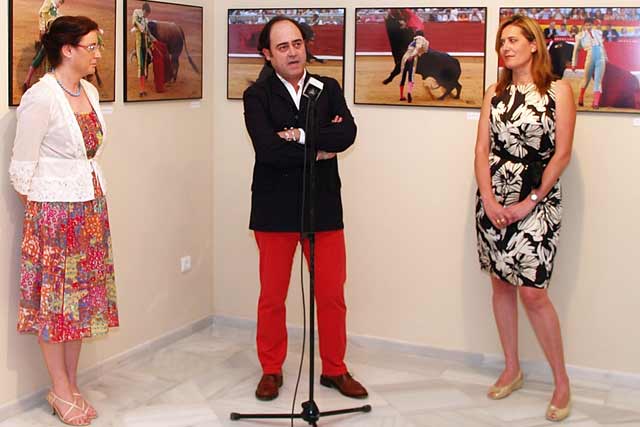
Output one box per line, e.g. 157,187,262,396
275,70,307,143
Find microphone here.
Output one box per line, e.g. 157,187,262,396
302,77,324,101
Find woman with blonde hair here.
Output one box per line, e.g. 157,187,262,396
10,15,118,426
474,15,575,422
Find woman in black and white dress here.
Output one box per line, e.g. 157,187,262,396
474,15,576,422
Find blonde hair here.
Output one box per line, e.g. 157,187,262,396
495,15,554,95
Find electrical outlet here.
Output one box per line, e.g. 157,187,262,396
180,256,192,273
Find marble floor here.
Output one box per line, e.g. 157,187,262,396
2,323,640,427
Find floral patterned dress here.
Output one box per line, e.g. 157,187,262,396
476,82,562,289
17,111,119,342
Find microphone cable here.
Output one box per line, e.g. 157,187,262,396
290,101,314,426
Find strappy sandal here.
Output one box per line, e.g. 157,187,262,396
73,393,98,419
46,391,91,426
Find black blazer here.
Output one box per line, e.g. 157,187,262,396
243,72,356,232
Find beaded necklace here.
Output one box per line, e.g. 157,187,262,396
56,77,82,97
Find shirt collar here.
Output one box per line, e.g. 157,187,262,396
275,70,307,109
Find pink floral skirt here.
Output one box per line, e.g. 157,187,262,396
17,176,119,342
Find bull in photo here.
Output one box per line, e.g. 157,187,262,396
600,62,640,109
549,40,574,79
148,20,200,83
416,48,462,100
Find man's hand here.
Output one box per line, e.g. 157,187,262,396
316,151,336,161
277,127,300,142
315,116,343,160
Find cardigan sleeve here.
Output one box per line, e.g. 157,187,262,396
8,86,52,195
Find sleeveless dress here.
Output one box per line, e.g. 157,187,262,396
17,111,119,342
475,82,562,289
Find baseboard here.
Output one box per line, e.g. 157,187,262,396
212,315,640,389
0,315,214,422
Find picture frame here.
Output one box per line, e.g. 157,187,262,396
227,8,346,100
354,7,487,108
499,7,640,113
124,0,203,102
9,0,117,106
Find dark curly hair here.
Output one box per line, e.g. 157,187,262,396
257,16,307,56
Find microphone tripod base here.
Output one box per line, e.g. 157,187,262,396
230,401,372,425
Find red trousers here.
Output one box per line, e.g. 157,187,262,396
254,230,348,376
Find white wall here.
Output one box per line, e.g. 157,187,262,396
213,0,640,375
0,0,215,406
1,0,638,411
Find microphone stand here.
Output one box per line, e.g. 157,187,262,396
230,89,371,426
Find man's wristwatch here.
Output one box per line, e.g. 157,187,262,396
530,192,539,203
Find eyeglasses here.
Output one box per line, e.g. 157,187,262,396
76,43,104,53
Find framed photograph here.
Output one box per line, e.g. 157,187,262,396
9,0,116,106
499,8,640,113
227,8,346,100
124,0,203,102
354,7,487,108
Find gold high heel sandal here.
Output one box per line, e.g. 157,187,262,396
546,394,571,422
73,393,98,419
487,371,524,400
46,391,91,426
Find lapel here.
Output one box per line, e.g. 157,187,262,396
41,73,87,158
269,70,313,113
41,74,108,159
299,73,311,116
80,79,107,145
270,73,297,110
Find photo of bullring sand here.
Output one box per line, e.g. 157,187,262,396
227,8,345,100
500,8,640,113
355,8,486,108
9,0,116,106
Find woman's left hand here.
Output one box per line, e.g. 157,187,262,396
504,199,537,226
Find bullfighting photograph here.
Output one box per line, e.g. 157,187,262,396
9,0,116,106
354,7,487,108
227,8,346,100
124,0,202,102
500,8,640,113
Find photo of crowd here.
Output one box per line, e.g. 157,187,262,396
227,8,345,99
228,8,344,26
500,8,640,112
357,7,485,23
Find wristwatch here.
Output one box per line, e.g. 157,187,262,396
530,192,539,203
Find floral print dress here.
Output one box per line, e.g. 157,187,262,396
476,82,562,289
18,111,119,342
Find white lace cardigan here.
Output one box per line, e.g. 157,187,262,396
9,73,108,202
